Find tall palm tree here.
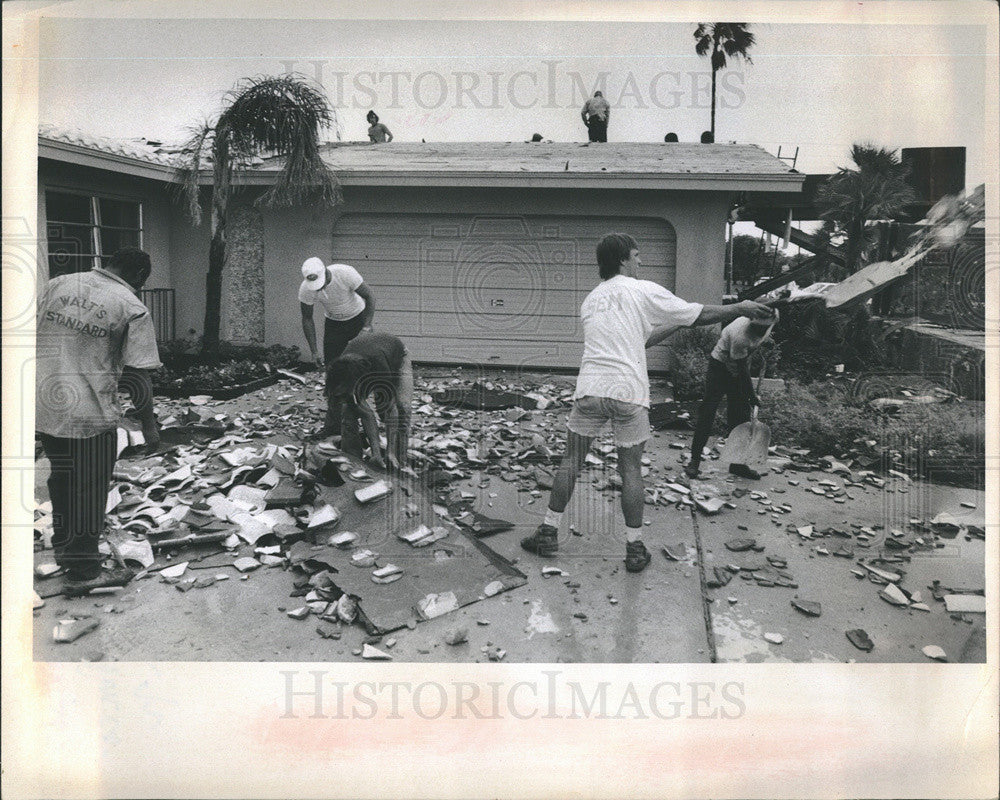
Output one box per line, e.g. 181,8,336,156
693,23,755,138
178,74,341,354
815,143,917,278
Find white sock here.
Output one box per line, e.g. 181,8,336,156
544,508,563,529
626,526,643,543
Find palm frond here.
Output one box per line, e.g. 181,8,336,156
174,119,215,225
694,23,755,71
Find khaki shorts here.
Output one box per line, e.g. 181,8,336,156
566,395,650,448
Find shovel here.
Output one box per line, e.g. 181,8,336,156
723,360,771,474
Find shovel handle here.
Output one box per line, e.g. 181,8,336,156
754,353,768,393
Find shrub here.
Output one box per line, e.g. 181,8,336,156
666,328,717,400
757,379,984,487
761,380,870,455
152,341,301,392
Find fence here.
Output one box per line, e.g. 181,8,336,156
140,288,176,342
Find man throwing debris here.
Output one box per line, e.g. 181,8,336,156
325,332,413,471
35,247,162,594
581,90,610,142
520,233,772,572
299,257,376,435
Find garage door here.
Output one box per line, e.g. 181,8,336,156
331,213,677,370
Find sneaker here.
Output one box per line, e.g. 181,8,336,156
520,524,558,557
684,462,701,479
625,540,652,573
63,566,135,597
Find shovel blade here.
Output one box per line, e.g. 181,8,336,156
724,420,771,467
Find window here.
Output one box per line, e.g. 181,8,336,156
45,191,142,276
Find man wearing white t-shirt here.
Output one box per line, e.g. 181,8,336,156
299,257,376,435
520,232,772,572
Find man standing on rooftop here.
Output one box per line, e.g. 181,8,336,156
581,91,610,142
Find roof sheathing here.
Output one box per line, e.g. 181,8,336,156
38,128,805,192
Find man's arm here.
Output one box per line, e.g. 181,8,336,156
120,367,159,449
645,324,684,349
694,300,771,326
384,127,393,142
355,283,376,329
300,302,322,366
355,396,384,467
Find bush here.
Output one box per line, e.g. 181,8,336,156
761,380,870,454
666,328,716,400
153,341,301,392
757,379,984,487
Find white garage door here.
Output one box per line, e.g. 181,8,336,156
331,213,677,370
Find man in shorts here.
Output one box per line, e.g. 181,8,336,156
299,257,376,436
325,331,413,471
520,233,773,572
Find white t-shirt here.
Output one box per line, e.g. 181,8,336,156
711,317,771,371
298,263,366,321
574,274,703,408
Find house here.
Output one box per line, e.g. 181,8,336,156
37,126,805,371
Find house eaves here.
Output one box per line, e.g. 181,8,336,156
39,137,179,183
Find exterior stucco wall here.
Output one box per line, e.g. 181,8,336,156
259,185,730,356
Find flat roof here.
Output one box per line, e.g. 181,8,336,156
301,141,805,191
39,125,805,193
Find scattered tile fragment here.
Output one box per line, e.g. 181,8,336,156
53,617,99,643
846,629,874,652
879,583,910,606
362,643,392,660
444,627,469,645
791,599,822,617
921,645,947,662
160,562,189,579
725,537,756,552
943,594,985,613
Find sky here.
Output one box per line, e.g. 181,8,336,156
30,6,995,186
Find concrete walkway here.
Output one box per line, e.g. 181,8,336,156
32,375,986,664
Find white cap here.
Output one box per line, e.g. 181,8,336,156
301,257,326,291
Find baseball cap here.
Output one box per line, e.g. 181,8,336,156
301,257,327,291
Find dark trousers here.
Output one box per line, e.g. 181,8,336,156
39,430,117,579
690,358,755,465
587,117,608,142
322,312,367,432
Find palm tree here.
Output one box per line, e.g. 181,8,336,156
178,74,341,354
693,23,755,138
815,143,917,278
